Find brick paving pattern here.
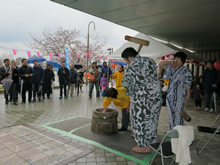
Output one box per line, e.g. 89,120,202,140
0,86,220,164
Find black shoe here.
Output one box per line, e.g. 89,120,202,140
32,98,36,102
13,102,17,105
42,96,45,99
47,96,50,99
118,127,127,131
88,96,92,99
5,101,8,104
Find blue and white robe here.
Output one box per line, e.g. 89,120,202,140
122,55,161,147
164,64,192,130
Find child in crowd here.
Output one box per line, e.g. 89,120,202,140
77,72,84,93
194,82,203,111
100,73,108,90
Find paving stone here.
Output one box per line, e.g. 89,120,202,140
116,157,126,162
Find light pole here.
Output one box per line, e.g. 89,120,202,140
106,48,113,80
86,21,96,86
107,48,113,55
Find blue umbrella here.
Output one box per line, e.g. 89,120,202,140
112,61,127,66
27,56,46,64
47,60,62,68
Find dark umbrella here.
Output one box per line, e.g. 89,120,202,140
27,56,46,64
47,60,62,68
1,79,13,95
74,63,83,69
97,63,102,67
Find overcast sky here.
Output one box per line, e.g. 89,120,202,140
0,0,138,59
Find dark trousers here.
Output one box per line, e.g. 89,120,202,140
43,84,52,97
89,81,100,97
4,83,16,102
59,82,67,96
206,93,214,109
22,81,32,102
195,99,202,107
9,83,19,101
32,83,42,99
121,108,130,129
162,91,167,106
15,83,19,100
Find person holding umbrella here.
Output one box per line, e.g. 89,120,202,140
58,61,69,99
18,58,33,103
32,60,44,102
0,59,17,105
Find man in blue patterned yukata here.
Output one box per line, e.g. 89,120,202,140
159,52,192,130
121,47,161,153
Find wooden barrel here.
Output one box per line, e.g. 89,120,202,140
91,108,118,135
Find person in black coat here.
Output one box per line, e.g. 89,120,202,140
58,61,69,99
0,59,17,105
11,60,19,103
202,60,217,113
32,60,44,102
77,71,84,93
42,63,54,99
68,64,78,97
18,58,33,103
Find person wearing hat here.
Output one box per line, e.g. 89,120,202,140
42,63,54,99
88,61,101,99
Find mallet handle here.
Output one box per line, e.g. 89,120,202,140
125,35,149,46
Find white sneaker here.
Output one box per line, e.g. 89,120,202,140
204,108,209,112
209,108,214,113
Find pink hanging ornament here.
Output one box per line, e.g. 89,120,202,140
68,53,70,58
105,56,107,60
37,52,40,56
99,55,101,59
27,51,30,57
90,53,92,57
13,49,18,55
77,54,79,59
85,53,87,57
58,53,61,59
49,53,52,60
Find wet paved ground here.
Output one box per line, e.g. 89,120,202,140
0,86,220,165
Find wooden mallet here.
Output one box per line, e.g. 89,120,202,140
125,35,150,53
